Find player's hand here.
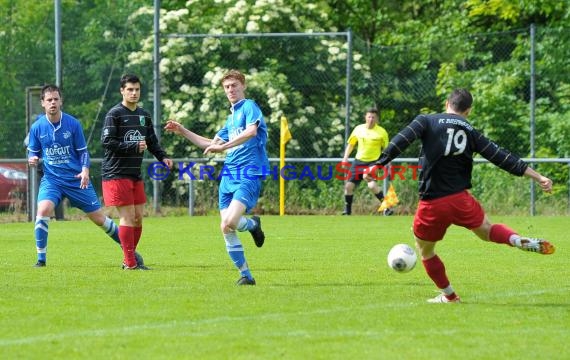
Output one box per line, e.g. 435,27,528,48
162,158,174,169
537,176,553,193
164,120,184,135
138,141,147,153
76,168,90,189
362,166,373,181
204,143,224,155
28,156,39,166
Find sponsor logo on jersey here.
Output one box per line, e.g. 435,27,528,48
44,143,71,156
124,130,145,143
45,143,72,165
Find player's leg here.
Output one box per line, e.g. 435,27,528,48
69,182,145,267
363,162,384,202
472,216,555,254
416,238,459,303
33,180,61,267
34,200,56,267
366,179,384,202
343,180,356,215
85,207,146,268
86,209,119,241
221,203,255,285
233,178,264,247
114,205,138,269
68,184,121,244
365,175,392,216
414,197,460,303
459,192,555,254
343,161,362,215
102,179,138,269
131,180,146,250
343,181,355,213
219,179,255,285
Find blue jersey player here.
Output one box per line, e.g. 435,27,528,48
165,69,268,285
27,84,143,267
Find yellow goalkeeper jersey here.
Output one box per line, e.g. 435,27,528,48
347,124,389,162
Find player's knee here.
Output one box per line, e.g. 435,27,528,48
220,219,235,234
415,238,435,259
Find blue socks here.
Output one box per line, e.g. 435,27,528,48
236,216,256,232
35,216,50,263
223,231,253,280
100,216,120,244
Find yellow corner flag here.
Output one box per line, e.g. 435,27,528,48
280,116,292,145
378,183,399,212
280,116,292,216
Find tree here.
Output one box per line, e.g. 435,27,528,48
0,1,53,157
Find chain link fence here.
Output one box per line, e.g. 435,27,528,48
1,26,569,220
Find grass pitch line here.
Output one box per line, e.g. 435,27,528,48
2,287,567,347
0,303,412,347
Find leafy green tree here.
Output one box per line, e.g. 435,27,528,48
0,1,53,157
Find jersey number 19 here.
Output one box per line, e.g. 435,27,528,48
444,128,467,156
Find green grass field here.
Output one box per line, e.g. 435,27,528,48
1,215,568,359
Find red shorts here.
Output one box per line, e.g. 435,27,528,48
413,191,485,241
102,179,146,206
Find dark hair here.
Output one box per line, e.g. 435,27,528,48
120,74,141,88
41,84,61,100
366,107,379,115
447,88,473,113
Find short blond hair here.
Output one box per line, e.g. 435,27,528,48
221,69,246,85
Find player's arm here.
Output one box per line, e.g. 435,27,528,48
75,147,91,189
363,116,424,180
145,122,168,160
523,166,553,193
342,143,355,163
101,113,139,154
376,115,426,167
164,120,213,149
27,128,42,166
472,130,527,176
144,122,173,168
474,131,552,192
204,122,258,154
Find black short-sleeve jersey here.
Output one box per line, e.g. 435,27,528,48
101,103,168,180
377,113,528,200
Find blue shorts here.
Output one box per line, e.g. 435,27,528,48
218,177,262,213
37,177,101,213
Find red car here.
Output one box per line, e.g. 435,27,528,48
0,163,27,210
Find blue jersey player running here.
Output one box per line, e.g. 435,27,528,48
165,69,268,285
27,85,143,267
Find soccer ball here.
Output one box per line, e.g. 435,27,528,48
387,244,417,273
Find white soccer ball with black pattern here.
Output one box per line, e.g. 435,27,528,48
387,244,417,273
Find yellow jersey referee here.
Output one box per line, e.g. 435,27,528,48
341,108,390,215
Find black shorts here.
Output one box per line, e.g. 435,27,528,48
347,159,378,185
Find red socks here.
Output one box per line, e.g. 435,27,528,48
489,224,516,246
119,225,136,267
422,255,450,290
422,255,459,300
134,226,142,248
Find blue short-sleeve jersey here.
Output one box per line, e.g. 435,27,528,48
215,99,269,176
27,113,88,187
